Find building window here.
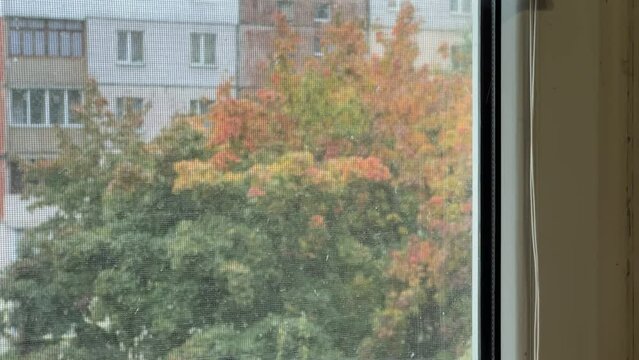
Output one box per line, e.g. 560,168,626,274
116,97,145,119
10,89,82,126
189,98,213,116
9,161,24,195
313,36,323,56
276,0,294,21
190,33,216,66
9,160,39,196
450,0,471,14
388,0,398,9
8,18,84,58
315,4,331,22
117,31,144,64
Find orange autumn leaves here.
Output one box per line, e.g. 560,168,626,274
175,4,471,196
174,150,391,196
174,3,472,351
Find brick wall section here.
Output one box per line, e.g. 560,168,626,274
238,0,368,93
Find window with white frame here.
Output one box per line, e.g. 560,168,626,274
315,4,331,22
190,33,216,66
450,0,471,14
276,0,294,21
116,97,145,119
189,98,213,115
313,36,323,56
117,30,144,63
10,89,82,126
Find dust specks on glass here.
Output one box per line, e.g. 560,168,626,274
0,1,475,359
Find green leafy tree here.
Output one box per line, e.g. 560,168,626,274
0,3,472,359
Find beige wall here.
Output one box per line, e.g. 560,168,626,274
5,58,87,88
534,0,633,359
5,127,85,156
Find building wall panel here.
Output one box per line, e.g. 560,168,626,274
369,28,464,68
98,84,219,140
5,58,87,87
5,127,84,156
240,0,368,27
87,19,237,88
2,0,238,24
370,0,471,31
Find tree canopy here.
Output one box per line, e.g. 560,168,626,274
0,4,472,359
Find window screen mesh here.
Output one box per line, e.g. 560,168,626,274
0,1,474,359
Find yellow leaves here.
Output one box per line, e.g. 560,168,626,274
173,146,394,202
266,152,315,177
321,156,391,185
173,159,222,191
221,172,247,184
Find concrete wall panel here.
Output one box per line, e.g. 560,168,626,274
98,84,218,139
240,0,367,27
87,19,237,88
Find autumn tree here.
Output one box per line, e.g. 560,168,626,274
175,3,473,358
0,2,472,359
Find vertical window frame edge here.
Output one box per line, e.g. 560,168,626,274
479,0,501,359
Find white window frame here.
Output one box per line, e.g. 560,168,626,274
190,33,216,67
115,97,145,119
314,3,331,23
9,88,83,127
276,0,294,21
313,36,323,57
189,98,214,116
450,0,471,15
116,30,144,65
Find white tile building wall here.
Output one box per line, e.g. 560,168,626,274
86,18,237,137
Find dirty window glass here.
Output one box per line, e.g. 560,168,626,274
49,90,65,125
0,1,476,359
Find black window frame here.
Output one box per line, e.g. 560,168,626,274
479,0,501,359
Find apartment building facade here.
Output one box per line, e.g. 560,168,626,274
0,0,468,263
238,0,369,94
370,0,472,68
0,0,239,260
